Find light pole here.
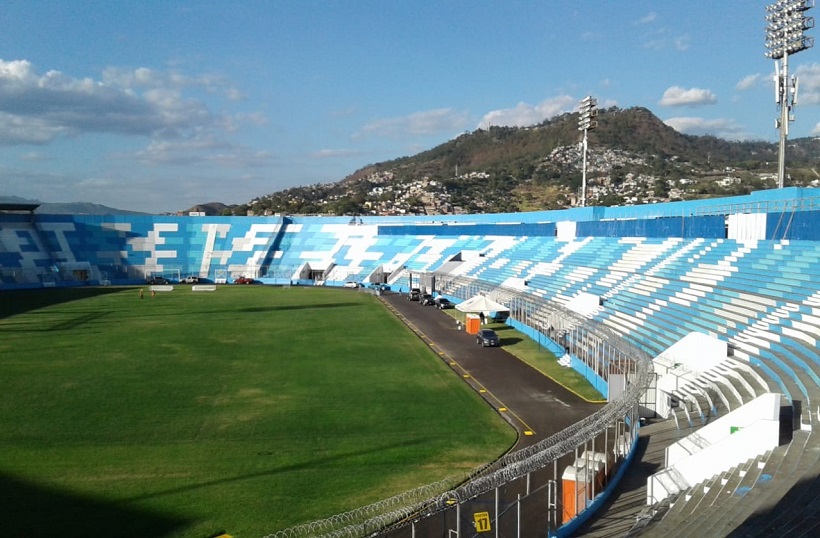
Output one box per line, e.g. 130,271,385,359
578,96,597,207
765,0,814,189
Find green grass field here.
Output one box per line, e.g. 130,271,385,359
0,286,516,538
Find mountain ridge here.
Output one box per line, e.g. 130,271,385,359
0,196,147,216
236,106,817,216
7,107,819,216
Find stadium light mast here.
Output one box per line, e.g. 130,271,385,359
578,95,597,207
765,0,814,189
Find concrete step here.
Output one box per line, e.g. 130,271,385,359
731,431,820,537
702,430,814,536
658,460,754,538
641,445,783,538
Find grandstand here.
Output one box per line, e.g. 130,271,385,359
2,186,819,537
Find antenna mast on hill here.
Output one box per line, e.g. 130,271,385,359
765,0,814,189
578,95,598,207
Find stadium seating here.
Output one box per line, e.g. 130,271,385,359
2,187,820,536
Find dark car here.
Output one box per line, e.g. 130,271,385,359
233,276,256,284
435,297,454,310
420,293,434,305
476,328,501,347
407,288,421,301
146,276,171,285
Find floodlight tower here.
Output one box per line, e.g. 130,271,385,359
765,0,814,189
578,95,598,207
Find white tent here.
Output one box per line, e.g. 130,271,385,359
456,294,510,317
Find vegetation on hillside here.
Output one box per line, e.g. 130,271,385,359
213,107,820,217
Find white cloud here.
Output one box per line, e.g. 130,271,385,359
674,34,691,51
0,59,244,145
794,63,820,105
135,134,273,168
659,86,717,107
101,66,236,97
736,74,763,91
811,122,820,135
310,148,363,159
664,117,746,139
359,108,470,138
640,27,690,52
636,12,657,25
20,151,50,162
0,112,67,144
478,95,577,129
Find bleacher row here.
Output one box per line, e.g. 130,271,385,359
1,205,820,536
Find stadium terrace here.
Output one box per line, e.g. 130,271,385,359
2,186,820,537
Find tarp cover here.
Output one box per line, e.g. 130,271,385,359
455,294,510,313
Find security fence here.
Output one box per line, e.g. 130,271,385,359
269,274,654,538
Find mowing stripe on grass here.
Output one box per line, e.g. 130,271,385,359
0,286,516,537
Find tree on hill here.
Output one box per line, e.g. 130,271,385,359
221,106,817,216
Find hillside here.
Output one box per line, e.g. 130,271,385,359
181,202,232,216
229,107,820,216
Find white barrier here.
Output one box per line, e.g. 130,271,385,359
192,284,217,292
150,285,174,292
647,392,781,504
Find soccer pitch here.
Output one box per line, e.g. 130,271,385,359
0,286,516,538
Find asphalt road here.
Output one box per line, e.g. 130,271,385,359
380,291,603,450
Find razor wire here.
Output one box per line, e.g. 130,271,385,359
267,274,653,538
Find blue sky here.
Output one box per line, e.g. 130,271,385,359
1,1,818,213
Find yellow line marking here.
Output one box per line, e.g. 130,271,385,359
474,384,537,434
387,300,537,435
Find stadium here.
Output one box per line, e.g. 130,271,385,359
1,186,820,537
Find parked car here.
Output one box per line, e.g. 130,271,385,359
476,328,501,347
420,294,434,305
435,297,454,310
180,276,201,284
343,281,359,288
407,288,421,301
233,276,256,284
146,276,171,285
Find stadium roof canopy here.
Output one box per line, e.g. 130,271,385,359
0,203,40,213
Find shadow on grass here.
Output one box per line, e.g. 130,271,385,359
0,472,190,538
0,310,110,333
0,287,129,320
486,324,523,346
126,438,427,504
500,337,523,346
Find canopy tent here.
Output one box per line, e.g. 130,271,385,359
455,294,510,315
